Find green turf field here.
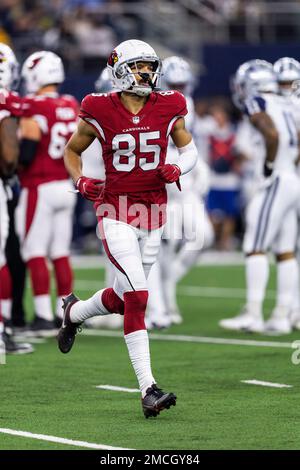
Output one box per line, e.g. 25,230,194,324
1,264,300,450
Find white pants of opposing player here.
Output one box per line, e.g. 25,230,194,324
147,192,214,324
15,180,76,261
0,180,9,269
100,218,163,296
243,173,300,254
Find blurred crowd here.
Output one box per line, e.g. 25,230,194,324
0,0,143,71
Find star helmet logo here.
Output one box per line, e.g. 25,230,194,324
107,50,119,67
132,116,140,124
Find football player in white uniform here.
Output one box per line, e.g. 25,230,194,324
146,56,213,328
273,57,300,330
220,60,300,335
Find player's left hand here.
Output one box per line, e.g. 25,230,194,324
157,164,181,184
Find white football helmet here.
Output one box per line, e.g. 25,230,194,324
231,60,254,109
273,57,300,96
235,59,278,100
161,56,194,95
274,57,300,82
0,43,18,90
95,67,114,93
21,51,65,94
107,39,161,97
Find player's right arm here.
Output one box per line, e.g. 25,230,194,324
19,117,41,169
249,112,279,162
244,96,279,177
64,118,96,182
64,119,104,201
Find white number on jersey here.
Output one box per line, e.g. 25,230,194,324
49,121,77,159
159,91,175,96
112,132,161,171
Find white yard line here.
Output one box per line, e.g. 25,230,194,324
74,280,277,300
71,252,248,268
241,380,293,389
0,428,133,450
83,329,293,349
96,385,140,393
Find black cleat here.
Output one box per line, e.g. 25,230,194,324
142,384,176,418
26,316,57,338
57,293,82,354
2,330,34,355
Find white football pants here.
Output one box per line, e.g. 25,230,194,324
99,217,163,298
243,173,300,254
15,179,76,261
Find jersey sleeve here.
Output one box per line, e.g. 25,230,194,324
243,95,266,116
79,94,105,140
79,94,97,121
0,90,22,121
165,91,188,136
172,90,188,118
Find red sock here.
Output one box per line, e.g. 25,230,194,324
27,257,50,295
0,265,12,300
102,288,124,315
123,290,148,335
52,257,73,296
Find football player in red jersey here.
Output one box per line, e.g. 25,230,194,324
0,43,33,354
58,40,198,418
16,51,78,335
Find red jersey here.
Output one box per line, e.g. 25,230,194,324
0,89,22,122
79,90,187,228
19,93,78,188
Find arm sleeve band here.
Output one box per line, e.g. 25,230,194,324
19,139,39,167
176,139,198,175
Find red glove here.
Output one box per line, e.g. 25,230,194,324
157,164,181,183
76,176,105,201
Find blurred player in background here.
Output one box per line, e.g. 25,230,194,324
16,51,78,336
220,60,300,335
146,56,213,329
0,43,33,354
58,39,198,417
273,57,300,330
